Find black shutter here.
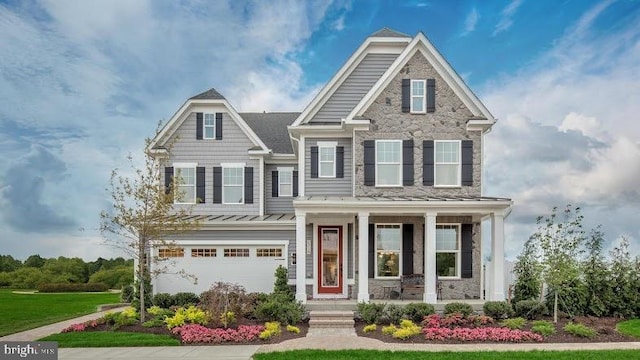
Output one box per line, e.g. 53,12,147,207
196,113,203,140
164,167,173,194
364,140,375,186
423,140,434,186
271,171,279,197
403,140,414,186
293,170,299,197
213,167,222,204
461,224,473,278
368,224,375,278
402,224,414,275
336,146,344,178
461,140,473,186
426,79,435,113
244,167,253,204
196,167,205,203
401,79,411,113
310,146,318,178
215,113,223,140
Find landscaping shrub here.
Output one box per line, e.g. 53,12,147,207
120,284,134,303
403,303,435,323
531,320,556,336
37,283,108,293
501,317,526,330
483,301,514,319
147,305,173,318
152,293,175,308
164,306,209,329
468,315,494,327
253,293,304,325
384,304,404,325
259,321,282,340
273,265,293,300
173,292,199,307
219,311,236,328
357,302,386,325
286,325,300,334
391,320,421,340
172,324,264,344
564,322,596,338
514,300,547,320
422,314,441,328
142,318,165,328
443,302,474,317
441,313,468,328
423,327,543,342
363,324,377,333
200,282,253,325
381,324,397,335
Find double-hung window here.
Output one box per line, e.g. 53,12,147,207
203,113,215,139
174,164,196,204
411,80,426,113
278,167,293,197
435,141,461,186
436,224,460,278
318,143,336,178
223,165,244,204
376,140,402,186
375,224,401,278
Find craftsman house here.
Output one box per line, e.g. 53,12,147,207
147,28,512,303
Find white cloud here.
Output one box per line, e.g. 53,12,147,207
461,8,479,37
492,0,522,36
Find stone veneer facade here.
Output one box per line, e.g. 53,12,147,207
354,52,482,198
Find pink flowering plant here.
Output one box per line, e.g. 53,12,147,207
61,318,104,333
171,324,264,344
419,313,542,342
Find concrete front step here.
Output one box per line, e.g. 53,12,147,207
308,319,355,328
308,310,355,329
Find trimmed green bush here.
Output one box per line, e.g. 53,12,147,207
501,317,526,330
443,302,474,317
254,293,304,325
357,302,386,325
564,322,596,338
402,303,435,323
152,293,175,308
120,285,134,303
514,300,547,320
384,304,404,325
531,320,556,336
37,283,108,293
172,292,199,307
483,301,514,319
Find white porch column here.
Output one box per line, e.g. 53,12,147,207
357,212,370,302
490,213,506,301
295,213,307,303
424,212,437,303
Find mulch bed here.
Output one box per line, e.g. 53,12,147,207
355,316,637,344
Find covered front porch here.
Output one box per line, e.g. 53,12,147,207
292,195,512,304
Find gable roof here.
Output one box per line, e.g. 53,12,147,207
189,88,225,100
348,32,495,123
369,27,410,38
241,112,299,154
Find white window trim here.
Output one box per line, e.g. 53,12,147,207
317,142,337,178
222,163,245,205
436,223,461,279
173,163,197,205
410,79,426,114
277,166,293,197
374,223,402,280
434,140,462,188
375,140,402,187
203,113,216,139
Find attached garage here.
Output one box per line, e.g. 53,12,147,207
152,240,289,295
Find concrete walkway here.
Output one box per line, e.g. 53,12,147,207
2,310,639,360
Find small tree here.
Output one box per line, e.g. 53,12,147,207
533,205,585,323
100,133,199,321
609,237,639,318
581,227,611,317
512,238,542,304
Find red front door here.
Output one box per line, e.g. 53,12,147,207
318,226,343,294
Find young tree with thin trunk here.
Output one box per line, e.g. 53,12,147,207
100,134,199,321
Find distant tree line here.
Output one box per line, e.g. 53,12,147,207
0,254,133,289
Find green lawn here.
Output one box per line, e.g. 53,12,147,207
617,319,640,338
39,331,179,347
0,289,120,336
254,350,640,360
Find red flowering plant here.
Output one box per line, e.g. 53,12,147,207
171,324,265,344
61,318,105,333
423,327,543,342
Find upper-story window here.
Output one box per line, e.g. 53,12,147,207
203,113,215,139
223,164,244,204
435,141,461,187
278,167,293,197
174,164,196,204
411,80,426,113
318,143,336,178
436,224,460,278
375,224,401,278
376,140,402,186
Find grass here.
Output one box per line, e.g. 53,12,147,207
0,289,120,336
39,331,179,347
254,350,640,360
617,319,640,338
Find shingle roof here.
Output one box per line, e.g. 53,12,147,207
241,112,300,154
369,27,411,38
189,88,226,100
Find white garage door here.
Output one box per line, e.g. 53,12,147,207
153,243,287,295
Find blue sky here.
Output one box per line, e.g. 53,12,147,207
1,0,639,261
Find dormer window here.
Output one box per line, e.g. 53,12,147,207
204,113,215,139
410,80,426,113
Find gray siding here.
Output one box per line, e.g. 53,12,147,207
305,137,352,196
164,112,260,215
310,53,398,123
265,164,297,214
